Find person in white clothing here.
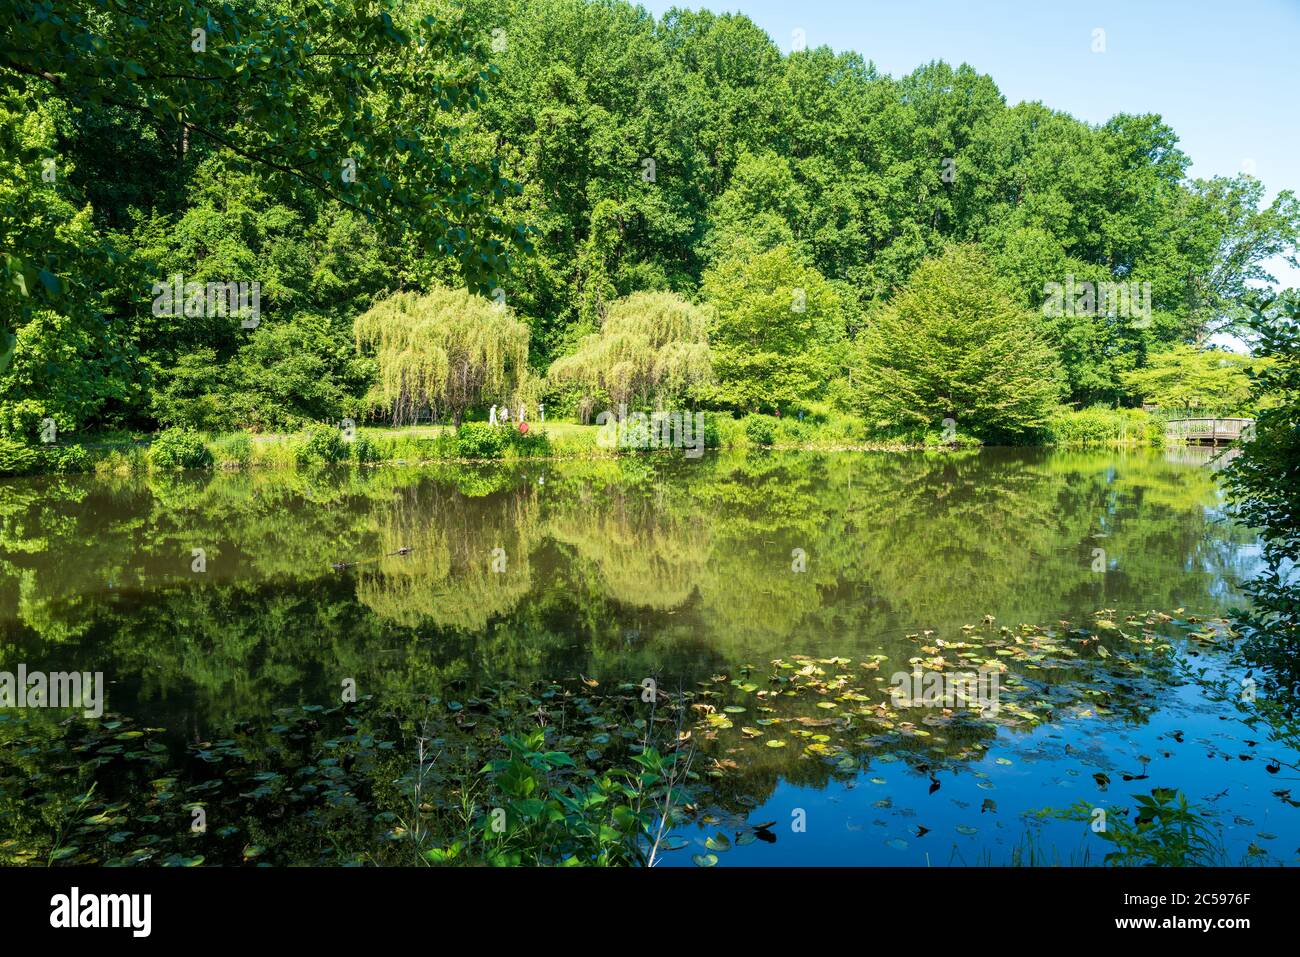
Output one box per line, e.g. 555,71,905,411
489,405,497,426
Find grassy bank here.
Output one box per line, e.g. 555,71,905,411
0,406,1177,478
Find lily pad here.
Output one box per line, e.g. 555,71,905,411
705,833,731,852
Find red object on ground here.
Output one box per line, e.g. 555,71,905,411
518,421,529,434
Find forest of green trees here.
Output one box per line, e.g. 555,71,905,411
2,0,1298,456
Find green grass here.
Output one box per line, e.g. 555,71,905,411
3,406,1170,479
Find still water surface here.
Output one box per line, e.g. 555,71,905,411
1,446,1289,864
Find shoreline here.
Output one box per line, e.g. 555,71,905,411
0,429,1176,480
0,406,1218,478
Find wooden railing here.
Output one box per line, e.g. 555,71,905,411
1164,417,1254,445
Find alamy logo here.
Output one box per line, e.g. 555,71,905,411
151,273,261,327
50,887,151,937
1042,275,1151,327
0,664,103,718
595,405,706,459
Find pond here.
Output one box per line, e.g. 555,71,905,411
1,446,1291,866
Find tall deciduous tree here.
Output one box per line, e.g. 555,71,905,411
853,245,1062,442
701,246,842,411
0,93,129,440
354,288,529,425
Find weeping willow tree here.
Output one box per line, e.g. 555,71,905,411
354,288,530,426
547,291,713,414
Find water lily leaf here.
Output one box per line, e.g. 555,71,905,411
692,853,718,867
705,833,731,852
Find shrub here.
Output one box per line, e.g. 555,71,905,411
456,421,507,459
701,412,723,449
743,413,776,447
352,435,380,463
1046,406,1161,447
774,416,810,445
148,429,214,470
355,431,453,463
713,414,745,449
94,445,149,475
248,436,298,469
294,423,350,465
43,443,93,473
506,428,550,458
0,437,41,476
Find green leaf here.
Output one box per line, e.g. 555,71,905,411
705,833,731,852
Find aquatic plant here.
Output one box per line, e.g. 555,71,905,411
1047,788,1227,867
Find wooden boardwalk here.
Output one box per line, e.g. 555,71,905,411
1164,417,1254,445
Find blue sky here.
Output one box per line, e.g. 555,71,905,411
638,0,1300,290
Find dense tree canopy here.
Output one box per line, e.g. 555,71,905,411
1,0,522,439
2,0,1297,441
1,0,523,290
